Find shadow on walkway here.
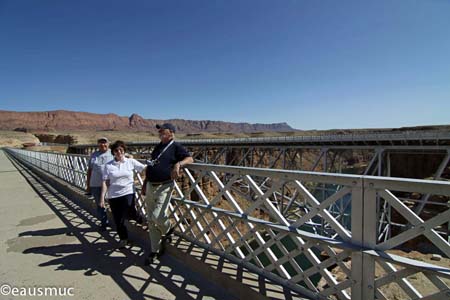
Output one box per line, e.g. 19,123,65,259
7,154,236,300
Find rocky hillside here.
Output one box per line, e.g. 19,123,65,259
0,110,295,133
0,131,40,148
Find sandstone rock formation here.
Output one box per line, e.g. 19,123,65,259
0,110,295,133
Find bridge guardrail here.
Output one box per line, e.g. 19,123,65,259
5,148,450,300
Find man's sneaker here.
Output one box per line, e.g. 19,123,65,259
144,252,158,265
166,225,175,236
118,239,127,249
162,225,175,243
158,241,166,258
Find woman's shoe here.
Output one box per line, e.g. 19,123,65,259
144,252,158,265
118,239,127,249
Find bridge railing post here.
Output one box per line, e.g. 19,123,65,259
350,177,377,300
350,179,363,300
362,178,377,300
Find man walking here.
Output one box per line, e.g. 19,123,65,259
86,137,113,231
142,123,193,265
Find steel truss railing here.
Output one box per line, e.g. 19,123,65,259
5,148,450,300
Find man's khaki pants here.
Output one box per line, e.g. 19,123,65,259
144,181,174,253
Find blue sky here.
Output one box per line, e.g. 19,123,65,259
1,0,449,130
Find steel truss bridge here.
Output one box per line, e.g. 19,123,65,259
6,141,450,300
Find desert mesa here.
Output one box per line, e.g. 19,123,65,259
0,110,294,133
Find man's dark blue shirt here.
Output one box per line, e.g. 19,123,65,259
145,140,191,183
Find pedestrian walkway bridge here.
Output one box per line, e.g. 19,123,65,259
1,148,450,300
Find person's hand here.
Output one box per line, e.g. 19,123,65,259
99,199,105,208
141,183,147,196
171,162,181,180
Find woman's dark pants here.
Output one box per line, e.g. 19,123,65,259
108,194,133,240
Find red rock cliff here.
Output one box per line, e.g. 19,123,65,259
0,110,295,133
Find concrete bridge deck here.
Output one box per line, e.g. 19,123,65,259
0,150,306,300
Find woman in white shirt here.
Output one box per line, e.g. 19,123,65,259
101,140,146,248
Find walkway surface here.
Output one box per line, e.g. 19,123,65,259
0,150,236,300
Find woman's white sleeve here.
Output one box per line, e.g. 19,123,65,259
133,159,146,173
